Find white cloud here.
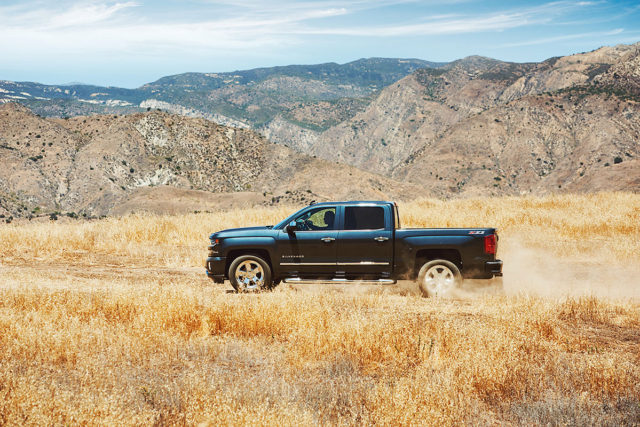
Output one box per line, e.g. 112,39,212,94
0,0,595,56
0,1,425,61
46,2,138,29
500,28,626,48
1,1,139,30
296,13,540,37
289,1,602,37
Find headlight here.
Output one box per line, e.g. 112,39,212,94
208,238,220,257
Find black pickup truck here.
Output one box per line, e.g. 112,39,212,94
206,201,503,296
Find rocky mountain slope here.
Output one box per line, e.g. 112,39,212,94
394,92,639,197
295,43,640,196
0,103,421,218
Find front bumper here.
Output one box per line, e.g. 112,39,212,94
485,260,503,277
205,256,226,283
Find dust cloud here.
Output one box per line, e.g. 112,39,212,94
279,242,640,300
501,241,640,299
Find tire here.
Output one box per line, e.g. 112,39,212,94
417,259,462,297
228,255,273,292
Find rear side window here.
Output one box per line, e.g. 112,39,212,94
344,207,385,230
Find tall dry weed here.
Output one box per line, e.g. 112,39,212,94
0,192,638,267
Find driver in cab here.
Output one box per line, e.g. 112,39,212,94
296,208,335,231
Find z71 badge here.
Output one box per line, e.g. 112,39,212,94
468,230,485,235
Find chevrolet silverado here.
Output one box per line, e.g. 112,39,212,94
206,201,503,296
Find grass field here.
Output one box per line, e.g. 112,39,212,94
0,192,639,425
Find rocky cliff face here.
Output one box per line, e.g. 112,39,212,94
298,43,640,196
394,93,639,197
0,103,421,218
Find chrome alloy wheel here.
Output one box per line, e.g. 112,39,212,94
423,264,455,296
235,260,265,291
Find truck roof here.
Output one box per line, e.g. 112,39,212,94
310,201,395,207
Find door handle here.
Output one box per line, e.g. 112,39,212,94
374,236,389,242
321,237,336,243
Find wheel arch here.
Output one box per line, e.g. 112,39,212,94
413,248,462,279
225,249,273,277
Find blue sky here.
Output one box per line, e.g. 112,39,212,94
1,0,639,88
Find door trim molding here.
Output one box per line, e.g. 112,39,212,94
283,278,396,284
279,262,336,266
337,261,390,266
280,261,390,266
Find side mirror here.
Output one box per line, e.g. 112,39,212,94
286,221,297,233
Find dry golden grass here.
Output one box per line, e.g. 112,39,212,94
0,192,639,425
1,192,638,268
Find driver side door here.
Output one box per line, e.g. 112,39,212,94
276,206,339,278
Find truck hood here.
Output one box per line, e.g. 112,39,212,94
210,226,277,240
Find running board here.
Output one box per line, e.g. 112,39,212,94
283,278,396,285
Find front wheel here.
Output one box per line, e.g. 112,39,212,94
229,255,273,292
417,259,462,297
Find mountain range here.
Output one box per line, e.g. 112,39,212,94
0,58,436,128
1,44,639,217
306,44,640,196
0,103,421,218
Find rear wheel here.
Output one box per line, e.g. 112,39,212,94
229,255,273,292
417,259,462,297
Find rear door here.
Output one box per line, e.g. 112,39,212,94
336,204,393,278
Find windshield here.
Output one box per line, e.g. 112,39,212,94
274,207,305,229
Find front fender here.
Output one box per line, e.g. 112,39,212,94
220,236,278,261
222,236,276,251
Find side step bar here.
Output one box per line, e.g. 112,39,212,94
283,278,396,285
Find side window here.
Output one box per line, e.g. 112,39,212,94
344,207,385,230
294,207,336,231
